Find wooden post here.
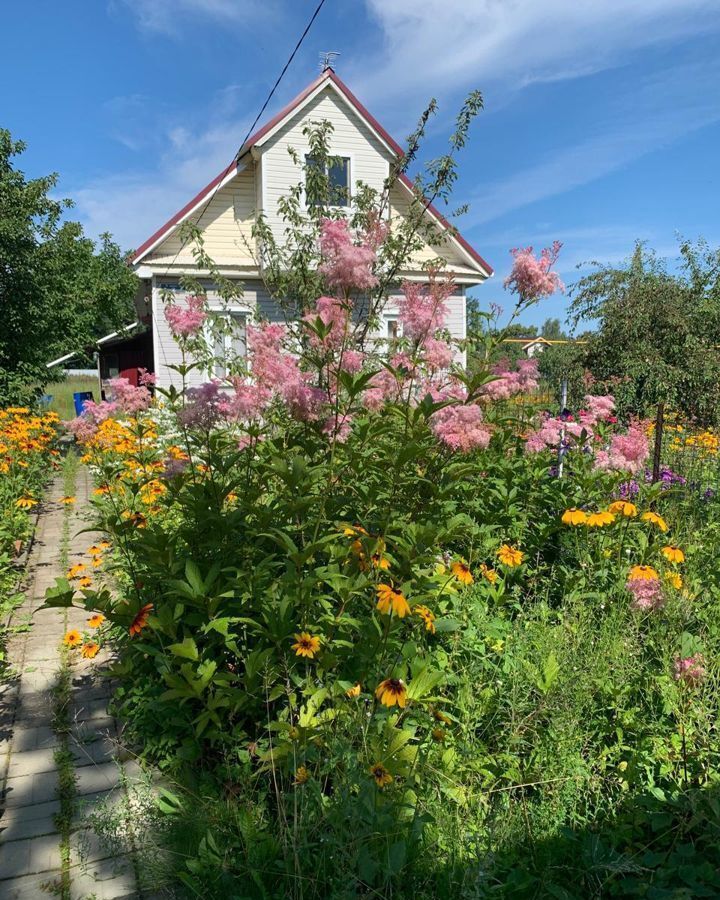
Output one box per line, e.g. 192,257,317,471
652,402,664,483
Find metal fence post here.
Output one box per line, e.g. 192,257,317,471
652,402,665,483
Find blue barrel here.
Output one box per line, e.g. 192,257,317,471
73,391,94,416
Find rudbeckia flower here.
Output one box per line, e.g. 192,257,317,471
369,762,393,787
15,496,37,509
293,766,310,785
585,511,616,527
642,511,668,532
561,508,587,526
661,545,685,564
60,496,76,505
376,584,410,618
497,545,523,567
413,604,436,634
129,603,153,637
81,642,100,659
86,545,103,556
87,614,105,628
375,678,408,708
629,564,659,581
451,561,474,585
77,577,93,589
63,630,82,647
345,683,361,698
665,571,683,589
291,632,321,658
479,563,498,584
608,501,638,517
67,564,86,579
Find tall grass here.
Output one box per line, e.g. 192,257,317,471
45,376,99,420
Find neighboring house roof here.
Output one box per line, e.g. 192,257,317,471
132,68,493,276
46,322,144,369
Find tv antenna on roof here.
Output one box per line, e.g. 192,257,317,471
320,51,340,72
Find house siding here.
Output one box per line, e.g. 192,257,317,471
147,165,257,268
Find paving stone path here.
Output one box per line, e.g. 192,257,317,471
0,468,151,899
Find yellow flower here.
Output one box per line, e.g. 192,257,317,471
642,511,668,532
60,496,76,505
81,642,100,659
413,605,436,634
451,561,474,585
15,496,37,509
608,501,638,517
497,545,523,567
661,545,685,564
292,632,321,659
293,766,310,785
91,557,103,568
67,563,87,579
369,762,393,788
585,511,616,527
77,576,93,589
87,614,105,628
665,571,683,590
63,630,82,648
629,565,659,581
371,551,390,570
562,507,587,526
86,545,103,556
376,584,411,618
375,678,407,708
491,639,505,654
479,563,498,584
345,683,361,698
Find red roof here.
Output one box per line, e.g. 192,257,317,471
133,69,492,275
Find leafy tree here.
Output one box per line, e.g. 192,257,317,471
569,240,720,425
540,317,565,340
0,129,137,403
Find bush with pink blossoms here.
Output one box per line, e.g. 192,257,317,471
594,422,650,474
504,241,565,303
165,294,207,339
626,575,664,611
673,654,706,686
318,218,378,294
430,403,491,453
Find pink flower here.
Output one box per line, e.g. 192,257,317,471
339,349,365,374
165,295,207,339
626,576,664,611
363,369,403,411
107,377,152,414
323,413,353,443
303,295,350,350
594,422,649,474
422,337,454,370
138,369,156,387
580,394,615,425
431,404,491,453
177,382,222,429
483,358,539,401
218,378,272,422
318,218,378,293
673,654,705,686
397,274,453,341
504,242,564,301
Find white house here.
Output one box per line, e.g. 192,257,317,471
131,68,493,389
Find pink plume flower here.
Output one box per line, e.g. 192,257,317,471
218,378,272,423
580,394,615,425
626,576,664,611
673,654,706,686
339,349,365,374
138,368,156,387
165,295,207,339
303,295,350,350
422,337,454,370
318,218,378,293
504,242,564,301
431,404,491,453
594,422,649,474
177,382,222,429
397,275,453,341
108,377,152,415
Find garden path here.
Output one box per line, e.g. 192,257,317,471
0,469,150,899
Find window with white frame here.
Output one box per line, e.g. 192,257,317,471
383,312,402,340
207,311,247,379
305,154,351,207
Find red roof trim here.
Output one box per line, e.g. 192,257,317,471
132,68,492,276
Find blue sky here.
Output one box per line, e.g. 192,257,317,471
3,0,720,328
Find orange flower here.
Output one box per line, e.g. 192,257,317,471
15,496,37,509
369,762,393,787
629,565,659,581
81,642,100,659
661,545,685,564
375,678,407,708
63,630,82,647
345,682,361,698
451,561,474,585
292,632,321,659
67,563,86,580
479,563,498,584
608,501,638,517
376,584,410,618
585,511,616,527
561,507,587,526
642,511,668,532
87,614,105,628
86,545,103,556
129,603,153,636
497,545,523,567
77,576,93,589
413,604,436,634
60,496,76,505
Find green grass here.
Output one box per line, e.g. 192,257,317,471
45,376,100,420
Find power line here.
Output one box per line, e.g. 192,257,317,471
154,0,329,283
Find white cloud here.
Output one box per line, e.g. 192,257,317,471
357,0,720,102
115,0,279,36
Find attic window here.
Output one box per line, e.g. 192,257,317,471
305,154,350,207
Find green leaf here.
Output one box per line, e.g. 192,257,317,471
167,637,199,661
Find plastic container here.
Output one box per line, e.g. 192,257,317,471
73,391,94,416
